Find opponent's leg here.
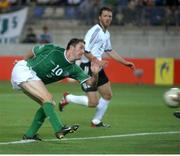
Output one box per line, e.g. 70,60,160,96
59,61,99,110
59,92,88,111
59,91,99,111
91,82,112,127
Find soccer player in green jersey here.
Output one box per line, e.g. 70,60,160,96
11,38,101,140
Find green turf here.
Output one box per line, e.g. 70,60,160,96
0,81,180,154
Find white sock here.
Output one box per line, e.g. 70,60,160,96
92,97,110,124
66,94,88,106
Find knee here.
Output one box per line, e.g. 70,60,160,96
41,93,54,104
88,99,99,107
102,93,112,101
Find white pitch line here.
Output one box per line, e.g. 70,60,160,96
0,139,36,145
49,131,180,141
0,131,180,145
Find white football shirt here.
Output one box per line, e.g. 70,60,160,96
81,24,112,63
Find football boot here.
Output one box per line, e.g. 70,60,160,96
22,134,42,141
59,92,69,112
174,111,180,119
55,124,79,139
91,122,110,128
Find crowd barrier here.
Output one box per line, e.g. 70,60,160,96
0,56,179,85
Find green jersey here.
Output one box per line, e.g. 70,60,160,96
27,44,90,84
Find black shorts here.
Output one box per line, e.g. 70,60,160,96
80,62,109,92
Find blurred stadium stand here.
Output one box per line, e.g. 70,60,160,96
1,0,180,59
26,5,180,28
2,0,179,27
0,0,180,84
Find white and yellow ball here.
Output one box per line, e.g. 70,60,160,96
163,88,180,108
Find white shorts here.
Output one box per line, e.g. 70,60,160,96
11,60,40,90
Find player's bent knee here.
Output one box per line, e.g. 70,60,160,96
42,99,55,105
88,100,98,107
41,93,54,104
103,94,112,101
51,100,56,106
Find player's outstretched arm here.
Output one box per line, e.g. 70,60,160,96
84,52,108,68
107,50,135,70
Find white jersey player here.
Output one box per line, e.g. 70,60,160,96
59,7,135,127
81,23,112,63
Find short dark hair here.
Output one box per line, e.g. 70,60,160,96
66,38,85,50
99,6,112,16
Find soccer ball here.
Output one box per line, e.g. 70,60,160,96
163,88,180,108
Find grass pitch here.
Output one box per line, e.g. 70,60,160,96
0,81,180,154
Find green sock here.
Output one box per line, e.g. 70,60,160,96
25,107,46,137
42,102,63,133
